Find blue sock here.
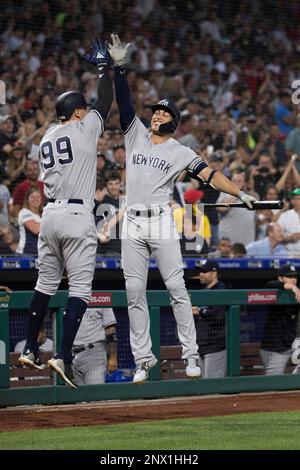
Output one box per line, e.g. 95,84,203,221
24,290,51,354
56,297,87,362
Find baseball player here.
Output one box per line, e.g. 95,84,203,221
18,39,113,388
107,34,256,384
260,264,300,375
72,307,118,384
192,261,227,378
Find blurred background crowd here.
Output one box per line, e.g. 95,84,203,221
1,0,300,258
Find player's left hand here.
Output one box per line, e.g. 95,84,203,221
107,34,131,66
238,191,257,210
83,38,109,67
107,357,118,372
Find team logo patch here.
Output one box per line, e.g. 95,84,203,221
159,99,169,106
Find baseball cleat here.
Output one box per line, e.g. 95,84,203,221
48,358,78,389
18,351,45,370
185,357,201,379
133,358,158,385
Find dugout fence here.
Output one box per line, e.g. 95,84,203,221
1,289,300,407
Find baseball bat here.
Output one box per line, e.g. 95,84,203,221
202,200,284,210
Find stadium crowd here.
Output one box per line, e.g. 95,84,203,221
1,0,300,256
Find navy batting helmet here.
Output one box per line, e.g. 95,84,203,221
55,91,90,121
150,99,181,134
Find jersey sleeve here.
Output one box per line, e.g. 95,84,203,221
81,109,104,141
179,145,208,174
100,308,117,328
124,115,148,153
186,155,208,175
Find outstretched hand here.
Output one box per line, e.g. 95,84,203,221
107,34,131,66
83,38,109,67
238,191,257,210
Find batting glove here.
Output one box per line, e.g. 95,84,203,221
108,34,131,66
238,191,257,210
83,38,110,67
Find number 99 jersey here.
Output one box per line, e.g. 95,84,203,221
39,110,104,202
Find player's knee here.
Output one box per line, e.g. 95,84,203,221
30,290,51,316
126,278,146,303
165,278,189,302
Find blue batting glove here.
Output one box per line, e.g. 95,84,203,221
83,38,109,67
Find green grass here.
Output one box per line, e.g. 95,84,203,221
1,411,300,450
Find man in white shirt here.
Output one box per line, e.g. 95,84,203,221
277,188,300,256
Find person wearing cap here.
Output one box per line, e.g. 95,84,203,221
173,188,211,252
260,264,300,375
277,188,300,257
192,260,228,378
107,34,256,385
285,114,300,172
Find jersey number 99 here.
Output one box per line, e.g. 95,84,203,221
40,136,74,170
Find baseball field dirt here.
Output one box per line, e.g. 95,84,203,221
1,391,300,432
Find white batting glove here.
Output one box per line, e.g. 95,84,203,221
238,191,257,210
108,34,131,66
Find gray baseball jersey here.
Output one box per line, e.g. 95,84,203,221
122,116,205,367
72,307,117,385
36,109,104,302
124,116,206,207
74,307,116,346
40,110,104,201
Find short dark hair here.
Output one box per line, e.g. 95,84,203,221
106,171,121,182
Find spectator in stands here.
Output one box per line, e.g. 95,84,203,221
256,185,281,240
285,115,300,172
173,188,211,254
16,188,42,255
277,188,300,257
0,171,11,226
12,161,44,218
0,226,18,254
260,264,300,375
15,327,53,354
98,172,124,254
252,154,278,199
96,152,112,181
192,260,227,378
246,223,288,257
217,171,256,246
5,143,27,191
208,237,231,258
0,115,17,162
72,307,118,384
274,92,295,137
229,242,247,258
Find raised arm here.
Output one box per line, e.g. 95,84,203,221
108,34,135,132
83,39,113,122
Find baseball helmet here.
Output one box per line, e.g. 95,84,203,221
55,91,90,121
150,99,181,134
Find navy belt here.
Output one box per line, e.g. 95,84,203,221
128,208,164,218
73,342,100,354
48,199,84,204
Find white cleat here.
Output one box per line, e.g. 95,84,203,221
133,358,158,385
185,357,201,379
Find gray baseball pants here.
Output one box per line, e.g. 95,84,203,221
122,210,199,366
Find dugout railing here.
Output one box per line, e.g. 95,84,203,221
1,289,300,407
